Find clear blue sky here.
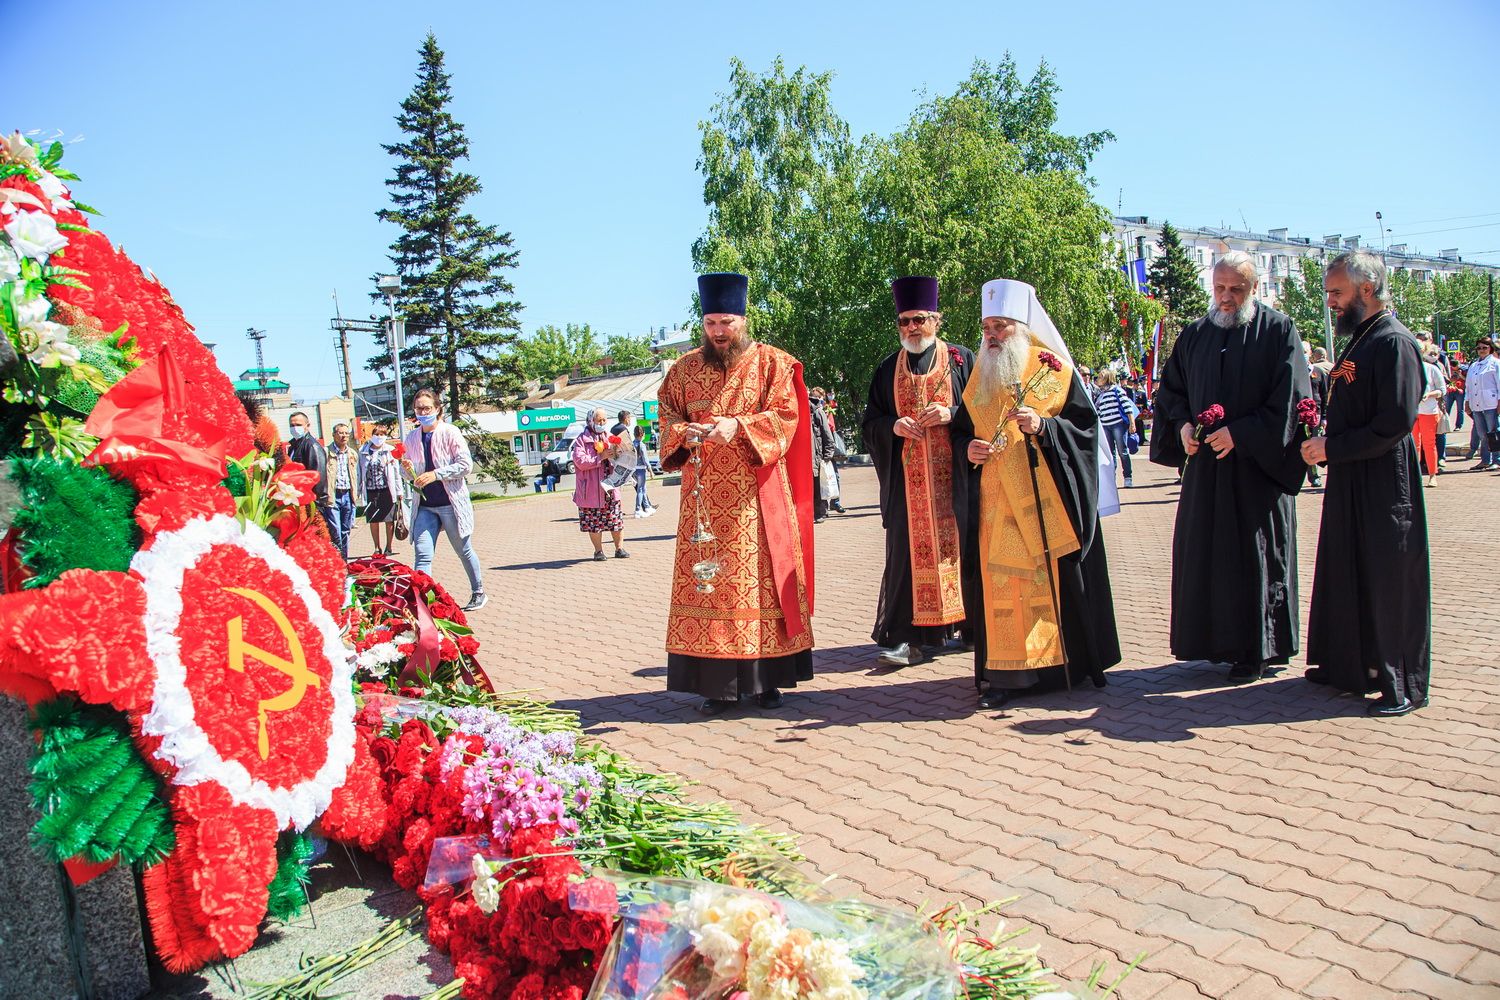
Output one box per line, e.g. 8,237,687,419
19,0,1498,400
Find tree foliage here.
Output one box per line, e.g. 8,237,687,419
513,323,604,382
693,56,1139,421
373,32,524,419
603,333,656,371
1277,256,1329,350
1147,222,1209,347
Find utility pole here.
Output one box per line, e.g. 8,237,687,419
331,291,356,407
1489,272,1495,335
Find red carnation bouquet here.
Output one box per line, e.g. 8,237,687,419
1184,403,1225,470
1296,397,1320,437
980,350,1064,459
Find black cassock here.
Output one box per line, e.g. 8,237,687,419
862,341,980,648
1150,305,1312,666
1307,312,1431,703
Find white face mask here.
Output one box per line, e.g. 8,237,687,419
371,435,386,447
290,425,308,439
592,422,607,433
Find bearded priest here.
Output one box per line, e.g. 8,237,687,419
658,273,817,716
1150,252,1312,684
959,279,1121,709
862,276,978,667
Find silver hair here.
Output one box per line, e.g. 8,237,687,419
333,422,349,433
1328,250,1391,305
1215,250,1258,279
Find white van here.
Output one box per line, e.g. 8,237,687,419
542,422,586,474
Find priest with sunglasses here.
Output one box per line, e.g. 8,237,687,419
861,277,980,668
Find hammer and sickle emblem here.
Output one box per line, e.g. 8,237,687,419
223,587,321,760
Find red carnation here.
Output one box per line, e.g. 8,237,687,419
1038,351,1063,372
391,442,405,459
948,345,965,368
1196,404,1225,428
1296,397,1320,432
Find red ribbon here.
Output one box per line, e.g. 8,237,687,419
83,348,227,487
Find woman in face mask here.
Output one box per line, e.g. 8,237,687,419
571,408,629,561
399,388,487,611
359,423,405,556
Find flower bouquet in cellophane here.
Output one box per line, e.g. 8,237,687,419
570,874,961,1000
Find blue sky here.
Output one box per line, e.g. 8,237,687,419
19,0,1498,399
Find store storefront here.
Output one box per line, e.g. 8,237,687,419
511,407,576,465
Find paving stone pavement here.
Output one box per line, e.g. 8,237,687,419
408,452,1500,1000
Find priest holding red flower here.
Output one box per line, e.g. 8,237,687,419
1150,252,1313,683
959,279,1120,708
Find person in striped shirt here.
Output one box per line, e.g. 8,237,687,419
1093,370,1137,488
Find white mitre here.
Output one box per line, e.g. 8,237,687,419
979,278,1120,517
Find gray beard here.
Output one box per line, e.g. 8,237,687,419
974,334,1032,403
1208,298,1257,329
901,332,937,355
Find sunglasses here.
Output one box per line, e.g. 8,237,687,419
898,314,936,327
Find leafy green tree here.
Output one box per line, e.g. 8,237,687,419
1388,268,1435,339
1432,269,1494,349
1147,222,1209,345
513,323,603,382
602,333,656,371
1277,256,1329,349
866,59,1139,372
692,56,1137,416
373,32,524,418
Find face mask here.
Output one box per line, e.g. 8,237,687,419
417,413,437,428
592,422,607,433
371,435,386,447
290,425,308,439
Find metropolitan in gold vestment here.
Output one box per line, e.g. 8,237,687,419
958,279,1121,709
658,273,816,715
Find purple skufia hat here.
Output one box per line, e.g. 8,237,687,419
698,273,749,316
892,276,939,314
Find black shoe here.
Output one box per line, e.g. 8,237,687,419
814,515,827,523
978,689,1011,710
1228,661,1264,683
1304,667,1332,685
830,503,847,513
614,548,631,559
1367,697,1419,717
462,592,488,612
696,698,736,716
757,689,783,709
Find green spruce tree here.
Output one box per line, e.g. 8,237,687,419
373,32,524,419
1147,222,1209,342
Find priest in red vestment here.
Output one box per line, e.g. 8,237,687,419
658,273,816,715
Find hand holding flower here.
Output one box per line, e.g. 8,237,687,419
414,471,438,488
1205,425,1235,458
1014,406,1042,435
967,439,994,464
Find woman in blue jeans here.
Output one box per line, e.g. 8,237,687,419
1094,370,1137,487
631,425,656,516
400,388,487,611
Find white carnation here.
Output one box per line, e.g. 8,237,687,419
3,209,67,261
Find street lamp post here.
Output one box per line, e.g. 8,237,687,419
376,274,405,431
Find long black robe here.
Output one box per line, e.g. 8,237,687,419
1307,312,1431,703
862,341,980,648
1150,305,1312,666
956,372,1122,691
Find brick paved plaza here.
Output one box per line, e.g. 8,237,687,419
425,454,1499,1000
